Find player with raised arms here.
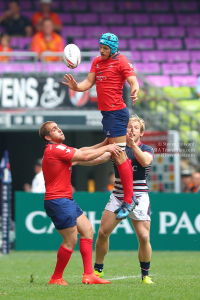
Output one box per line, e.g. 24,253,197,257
62,33,139,220
74,115,154,284
39,121,122,285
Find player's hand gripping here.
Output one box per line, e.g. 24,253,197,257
130,89,138,105
106,144,123,156
62,74,78,91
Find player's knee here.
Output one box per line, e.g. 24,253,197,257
138,233,150,245
98,227,110,241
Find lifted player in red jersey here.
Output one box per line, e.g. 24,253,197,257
39,121,122,285
62,33,139,220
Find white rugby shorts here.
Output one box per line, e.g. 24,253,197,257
105,193,151,221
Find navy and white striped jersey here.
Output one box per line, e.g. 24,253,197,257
113,142,154,200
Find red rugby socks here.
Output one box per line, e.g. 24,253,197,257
52,245,72,279
80,238,93,275
117,159,133,204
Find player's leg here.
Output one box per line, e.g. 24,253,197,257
94,193,121,277
101,107,137,220
76,203,110,284
44,198,78,285
131,220,153,284
129,194,154,284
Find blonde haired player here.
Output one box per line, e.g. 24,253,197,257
74,115,154,284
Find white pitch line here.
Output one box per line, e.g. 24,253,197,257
108,275,141,281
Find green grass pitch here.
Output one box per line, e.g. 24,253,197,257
0,251,199,300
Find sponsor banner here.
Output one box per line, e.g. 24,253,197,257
15,192,200,251
0,77,98,110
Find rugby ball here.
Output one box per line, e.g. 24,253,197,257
63,44,81,69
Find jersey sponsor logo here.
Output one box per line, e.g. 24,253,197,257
96,75,107,81
56,145,66,151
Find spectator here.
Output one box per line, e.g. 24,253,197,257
181,170,192,193
0,34,12,62
0,1,32,37
196,75,200,99
103,170,115,192
31,18,64,61
190,172,200,193
24,159,45,193
32,0,62,33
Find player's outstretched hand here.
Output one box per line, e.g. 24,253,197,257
62,74,78,91
130,89,138,105
106,144,123,156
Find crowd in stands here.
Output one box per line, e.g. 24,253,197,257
0,0,63,61
181,170,200,193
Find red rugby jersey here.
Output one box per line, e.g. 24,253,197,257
42,143,76,200
90,53,136,111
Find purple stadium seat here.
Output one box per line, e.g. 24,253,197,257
23,63,41,73
161,27,185,38
62,1,88,11
74,38,99,50
90,1,115,12
85,26,109,38
118,39,128,49
19,37,32,49
162,63,189,75
156,39,182,50
1,63,23,73
134,63,160,74
166,51,190,63
177,14,200,26
172,76,197,87
117,1,143,11
62,26,84,38
145,1,170,12
185,38,200,50
100,14,124,25
34,1,60,10
21,11,33,19
19,1,32,10
190,63,200,75
172,2,198,12
59,13,74,24
186,27,200,38
151,14,175,25
10,37,18,48
131,51,141,62
109,26,134,38
126,14,150,25
191,51,200,62
75,13,98,24
129,39,154,50
136,27,159,38
142,51,166,62
0,2,5,10
146,75,171,87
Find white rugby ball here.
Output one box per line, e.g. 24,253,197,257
63,44,81,69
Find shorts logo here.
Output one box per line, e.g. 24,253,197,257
107,131,110,135
66,149,71,153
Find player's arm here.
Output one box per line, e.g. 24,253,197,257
127,76,139,105
73,152,111,166
71,144,121,162
79,138,109,151
62,72,96,92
